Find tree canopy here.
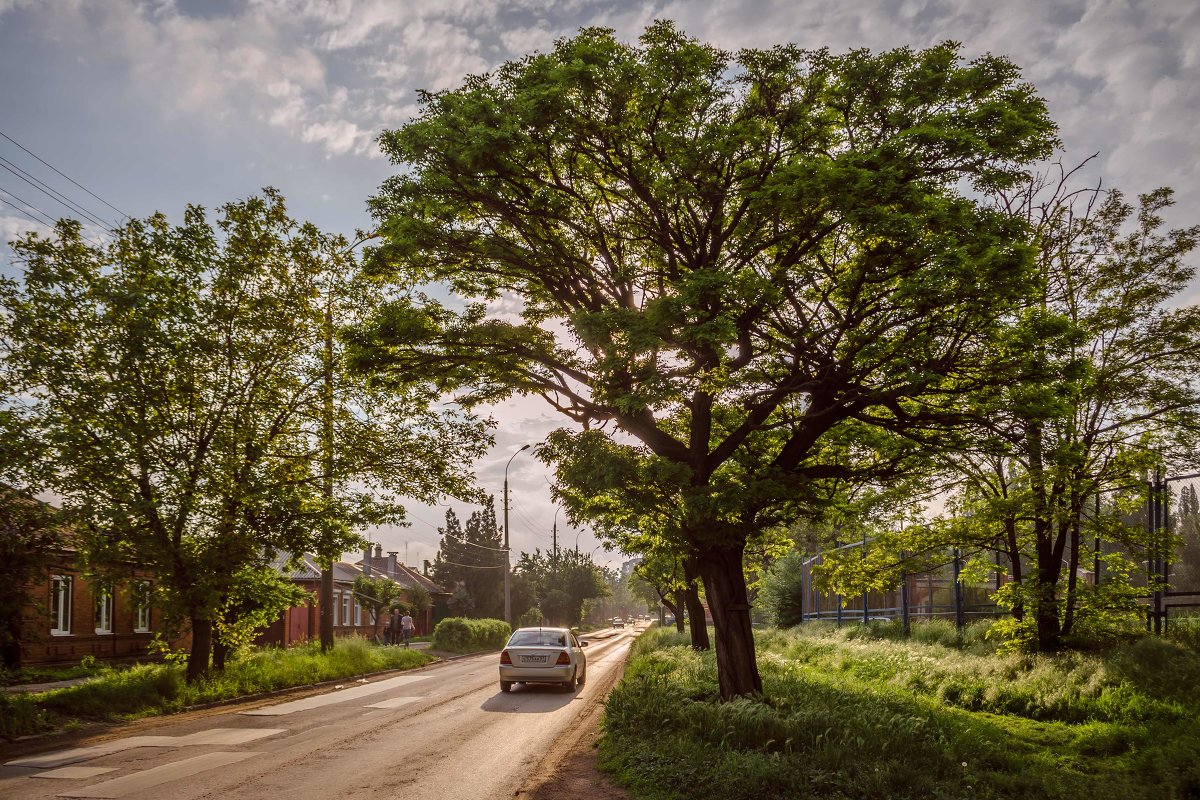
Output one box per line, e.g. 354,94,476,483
0,190,491,679
355,22,1059,698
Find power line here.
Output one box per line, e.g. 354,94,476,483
0,128,129,221
0,188,61,229
0,155,116,231
437,559,504,570
0,185,109,249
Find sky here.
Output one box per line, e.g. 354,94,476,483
1,0,1197,573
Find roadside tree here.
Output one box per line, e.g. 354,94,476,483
354,24,1057,697
0,191,490,680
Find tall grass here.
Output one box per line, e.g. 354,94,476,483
600,623,1200,799
8,637,433,738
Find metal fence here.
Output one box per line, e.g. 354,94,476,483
795,471,1200,633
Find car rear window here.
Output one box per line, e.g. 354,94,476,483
509,630,567,647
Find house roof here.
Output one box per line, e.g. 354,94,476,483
277,552,447,595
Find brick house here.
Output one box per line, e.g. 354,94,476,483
18,544,166,666
357,544,450,637
255,548,450,648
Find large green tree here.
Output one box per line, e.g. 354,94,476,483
354,23,1057,697
0,191,490,680
431,498,506,619
947,176,1200,650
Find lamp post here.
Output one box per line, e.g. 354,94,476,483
503,444,531,625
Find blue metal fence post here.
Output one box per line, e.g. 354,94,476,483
953,547,964,630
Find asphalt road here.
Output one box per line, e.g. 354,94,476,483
0,626,641,800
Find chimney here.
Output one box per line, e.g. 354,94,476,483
363,545,372,577
423,559,431,577
375,543,383,559
387,551,399,578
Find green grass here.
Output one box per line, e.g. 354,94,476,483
599,623,1200,799
3,637,434,740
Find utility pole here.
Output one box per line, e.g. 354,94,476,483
503,444,531,625
319,295,335,652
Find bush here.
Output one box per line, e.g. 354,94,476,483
431,617,511,653
516,607,544,629
0,692,54,739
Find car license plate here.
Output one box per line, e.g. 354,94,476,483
522,655,548,663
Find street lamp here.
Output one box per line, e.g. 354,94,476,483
503,443,531,625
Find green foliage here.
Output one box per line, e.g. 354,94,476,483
513,547,609,626
430,499,505,619
601,625,1200,799
756,551,808,627
7,638,432,737
216,565,310,651
0,189,492,676
515,607,544,628
430,617,510,653
0,692,54,739
353,574,404,638
0,489,64,668
360,22,1059,697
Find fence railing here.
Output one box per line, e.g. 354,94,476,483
796,471,1200,633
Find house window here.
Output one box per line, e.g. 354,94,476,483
50,575,72,635
354,598,362,627
134,581,151,632
341,593,351,627
95,586,113,634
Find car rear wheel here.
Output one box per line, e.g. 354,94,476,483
562,670,577,692
577,667,586,687
500,680,512,693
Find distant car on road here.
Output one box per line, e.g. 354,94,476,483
499,627,587,693
611,618,625,628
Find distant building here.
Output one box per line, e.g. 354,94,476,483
620,557,643,580
255,545,449,648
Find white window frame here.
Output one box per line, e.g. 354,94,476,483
341,592,351,628
353,598,362,627
51,575,72,636
134,581,151,632
95,585,113,634
331,591,340,627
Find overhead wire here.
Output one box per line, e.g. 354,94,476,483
0,193,57,229
0,128,129,221
0,155,117,231
0,187,62,229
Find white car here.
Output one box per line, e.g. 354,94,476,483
499,627,587,693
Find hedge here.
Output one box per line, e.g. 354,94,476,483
431,617,511,653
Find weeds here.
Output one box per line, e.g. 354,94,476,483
601,622,1200,799
5,637,433,739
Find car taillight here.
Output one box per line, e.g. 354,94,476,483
555,651,570,666
500,650,512,665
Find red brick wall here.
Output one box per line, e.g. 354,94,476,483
19,567,165,665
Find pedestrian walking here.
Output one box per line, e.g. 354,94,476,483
401,611,415,647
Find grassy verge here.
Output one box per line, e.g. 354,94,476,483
599,622,1200,799
1,637,434,741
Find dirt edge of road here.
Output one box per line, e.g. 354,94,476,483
515,655,629,800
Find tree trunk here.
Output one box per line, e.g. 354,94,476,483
669,591,685,632
1034,524,1064,651
683,557,710,650
187,616,212,682
1003,515,1024,621
1,615,22,670
319,565,334,651
1062,514,1082,637
212,635,229,672
697,544,762,700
